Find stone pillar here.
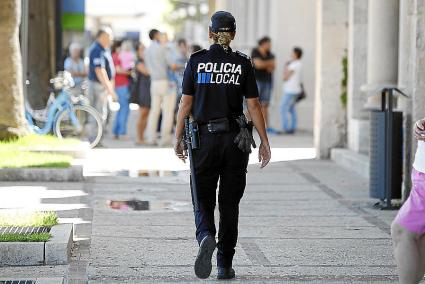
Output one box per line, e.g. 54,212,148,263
410,0,425,197
412,1,425,124
398,0,416,199
347,0,369,154
364,0,399,108
314,0,349,158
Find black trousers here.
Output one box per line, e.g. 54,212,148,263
191,129,249,268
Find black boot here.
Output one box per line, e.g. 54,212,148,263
217,267,235,280
194,235,216,279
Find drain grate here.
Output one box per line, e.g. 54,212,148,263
0,227,50,235
0,281,36,284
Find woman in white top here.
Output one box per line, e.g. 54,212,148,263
280,47,303,134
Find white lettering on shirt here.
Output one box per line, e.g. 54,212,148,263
196,62,242,85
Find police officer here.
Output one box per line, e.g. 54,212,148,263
174,11,271,280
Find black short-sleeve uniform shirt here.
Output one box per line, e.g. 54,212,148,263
182,44,259,124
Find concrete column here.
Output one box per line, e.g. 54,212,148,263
257,0,270,37
364,0,399,108
412,1,425,124
410,0,425,197
398,0,416,199
347,0,369,154
246,0,257,45
314,0,349,158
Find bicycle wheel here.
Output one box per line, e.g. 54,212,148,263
54,105,103,148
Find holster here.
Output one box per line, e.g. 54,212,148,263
189,121,200,150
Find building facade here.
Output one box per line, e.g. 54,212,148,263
214,0,425,199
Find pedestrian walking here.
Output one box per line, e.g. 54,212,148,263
174,11,271,280
64,42,87,95
87,27,116,143
251,36,275,132
392,118,425,284
144,29,177,146
174,39,189,113
281,47,303,134
133,43,151,145
111,40,132,140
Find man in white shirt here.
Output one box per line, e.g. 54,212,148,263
280,47,303,134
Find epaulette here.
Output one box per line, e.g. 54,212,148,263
190,49,207,57
235,50,251,61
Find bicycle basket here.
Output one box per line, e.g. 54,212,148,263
50,71,75,91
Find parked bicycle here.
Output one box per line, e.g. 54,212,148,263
25,72,103,148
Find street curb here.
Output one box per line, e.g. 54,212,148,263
0,223,73,266
0,164,84,182
330,148,369,179
25,142,90,159
36,278,64,284
45,223,73,265
0,241,44,266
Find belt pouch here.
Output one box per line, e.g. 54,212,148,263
207,118,230,133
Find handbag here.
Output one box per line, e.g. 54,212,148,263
296,83,306,103
128,73,139,104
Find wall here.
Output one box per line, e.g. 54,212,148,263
314,0,349,158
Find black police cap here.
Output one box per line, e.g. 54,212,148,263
210,11,236,33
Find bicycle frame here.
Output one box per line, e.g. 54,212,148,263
26,90,81,134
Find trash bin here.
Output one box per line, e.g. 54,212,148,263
369,110,402,200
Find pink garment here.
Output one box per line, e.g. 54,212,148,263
119,51,135,70
394,168,425,234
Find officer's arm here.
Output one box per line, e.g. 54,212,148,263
175,95,193,143
246,98,269,144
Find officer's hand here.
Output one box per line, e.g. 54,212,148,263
414,119,425,141
258,142,271,169
174,138,187,162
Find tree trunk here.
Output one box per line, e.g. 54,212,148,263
0,0,28,140
27,0,56,109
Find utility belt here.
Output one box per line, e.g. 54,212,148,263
197,117,239,135
187,116,256,153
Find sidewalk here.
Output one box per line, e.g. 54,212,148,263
0,116,403,283
84,157,398,283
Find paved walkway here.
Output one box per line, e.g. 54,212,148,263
83,158,399,283
0,109,408,283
